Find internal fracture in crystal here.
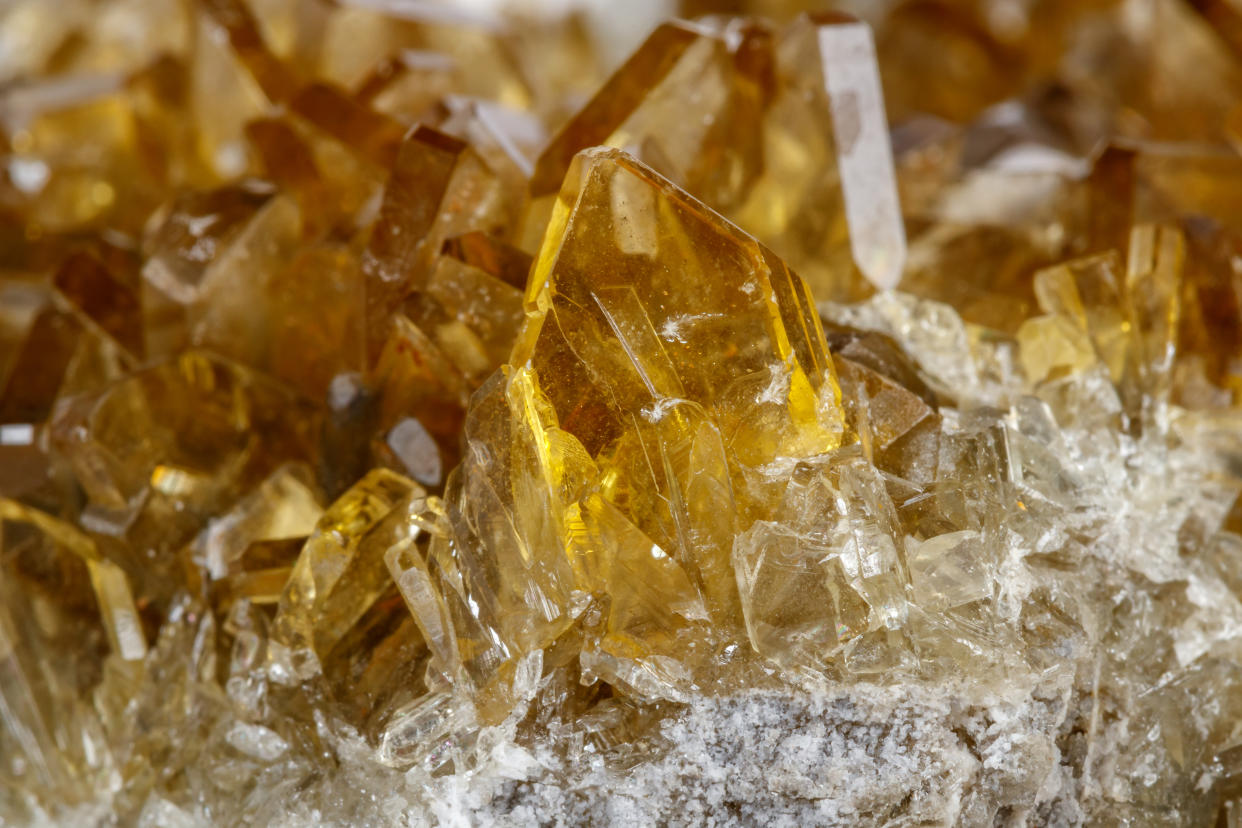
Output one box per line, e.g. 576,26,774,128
4,0,1242,824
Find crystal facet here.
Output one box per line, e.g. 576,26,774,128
8,0,1242,824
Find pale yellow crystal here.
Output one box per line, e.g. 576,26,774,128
274,468,424,662
0,498,146,661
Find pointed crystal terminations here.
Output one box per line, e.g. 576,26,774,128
273,468,424,664
528,13,905,299
387,147,848,711
15,0,1242,822
733,13,906,294
518,147,844,464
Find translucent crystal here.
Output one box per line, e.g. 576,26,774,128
7,0,1242,823
273,468,423,662
529,14,905,299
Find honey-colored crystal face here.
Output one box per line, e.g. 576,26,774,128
529,15,906,301
520,148,843,464
8,0,1242,823
384,147,850,712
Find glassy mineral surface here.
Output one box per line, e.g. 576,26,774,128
5,0,1242,825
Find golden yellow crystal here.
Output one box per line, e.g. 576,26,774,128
274,468,423,663
8,0,1242,823
377,146,851,713
529,14,905,300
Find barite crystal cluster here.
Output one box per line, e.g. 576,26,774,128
4,0,1242,824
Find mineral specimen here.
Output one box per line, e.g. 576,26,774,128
5,0,1242,825
528,13,906,301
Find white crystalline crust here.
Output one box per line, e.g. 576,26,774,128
472,686,1072,827
33,685,1082,826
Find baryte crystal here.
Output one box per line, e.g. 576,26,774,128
273,468,422,662
10,0,1242,823
0,498,146,662
733,14,906,295
50,351,317,516
521,147,843,463
528,13,905,300
363,123,521,358
734,447,902,669
195,462,321,579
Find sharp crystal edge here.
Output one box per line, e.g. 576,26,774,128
3,0,1242,824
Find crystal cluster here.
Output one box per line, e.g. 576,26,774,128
4,0,1242,824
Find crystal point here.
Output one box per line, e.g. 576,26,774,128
530,14,905,298
8,1,1242,823
274,468,423,662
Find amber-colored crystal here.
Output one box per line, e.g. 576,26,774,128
274,468,422,662
528,14,905,300
388,146,847,711
10,0,1242,823
364,123,521,358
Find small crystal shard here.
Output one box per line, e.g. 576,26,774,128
274,468,423,662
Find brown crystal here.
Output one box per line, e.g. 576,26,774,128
8,0,1242,823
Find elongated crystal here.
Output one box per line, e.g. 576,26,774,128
529,14,905,298
273,468,424,662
